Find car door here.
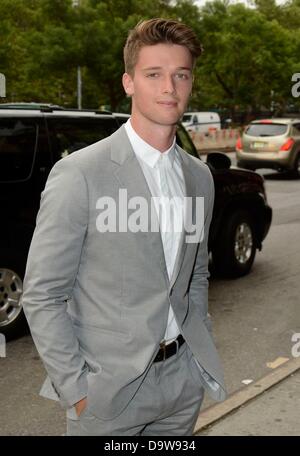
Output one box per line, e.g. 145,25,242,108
0,115,51,260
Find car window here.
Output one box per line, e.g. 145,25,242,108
0,118,38,182
182,114,192,123
176,124,199,159
46,116,118,162
292,123,300,134
245,123,288,137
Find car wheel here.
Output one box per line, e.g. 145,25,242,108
0,268,28,340
212,211,257,278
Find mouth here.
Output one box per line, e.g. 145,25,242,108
157,101,178,108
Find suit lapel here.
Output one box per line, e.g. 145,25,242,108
110,126,169,287
169,146,197,290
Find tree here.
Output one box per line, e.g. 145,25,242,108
190,1,299,118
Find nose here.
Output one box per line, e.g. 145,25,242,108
162,74,176,94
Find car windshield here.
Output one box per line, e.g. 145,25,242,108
245,123,288,137
176,124,199,159
182,115,192,123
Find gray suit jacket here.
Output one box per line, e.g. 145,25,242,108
22,125,226,420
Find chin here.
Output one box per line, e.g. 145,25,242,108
154,113,181,126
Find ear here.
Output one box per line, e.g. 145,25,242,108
122,73,134,97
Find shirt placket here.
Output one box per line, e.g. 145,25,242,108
158,156,174,279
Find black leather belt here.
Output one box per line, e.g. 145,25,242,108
154,334,185,363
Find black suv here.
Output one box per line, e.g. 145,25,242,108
0,106,272,339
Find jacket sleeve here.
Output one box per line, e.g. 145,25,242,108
22,157,89,408
188,167,215,335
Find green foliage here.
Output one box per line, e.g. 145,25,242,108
192,1,299,115
0,0,299,116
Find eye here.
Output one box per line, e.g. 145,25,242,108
146,73,159,78
176,73,190,80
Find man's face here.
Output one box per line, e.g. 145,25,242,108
123,43,193,127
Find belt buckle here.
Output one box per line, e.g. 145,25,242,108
159,340,167,361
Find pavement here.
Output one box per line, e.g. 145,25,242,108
193,357,300,436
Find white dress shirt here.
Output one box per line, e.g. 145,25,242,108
125,119,185,344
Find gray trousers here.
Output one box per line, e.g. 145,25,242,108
66,342,205,436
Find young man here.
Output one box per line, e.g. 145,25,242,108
22,18,226,436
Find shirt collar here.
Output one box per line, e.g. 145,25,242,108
124,118,176,169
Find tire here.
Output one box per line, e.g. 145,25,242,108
0,266,28,341
212,210,257,278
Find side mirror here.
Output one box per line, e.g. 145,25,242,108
206,152,231,170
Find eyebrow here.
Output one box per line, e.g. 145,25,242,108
142,66,192,71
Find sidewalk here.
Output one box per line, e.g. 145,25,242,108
194,357,300,436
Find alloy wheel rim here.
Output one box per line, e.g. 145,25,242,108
0,269,23,327
234,223,253,264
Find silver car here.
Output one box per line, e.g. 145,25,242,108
236,118,300,176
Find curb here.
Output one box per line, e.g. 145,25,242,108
193,356,300,434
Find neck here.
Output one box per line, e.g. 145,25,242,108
130,115,176,152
